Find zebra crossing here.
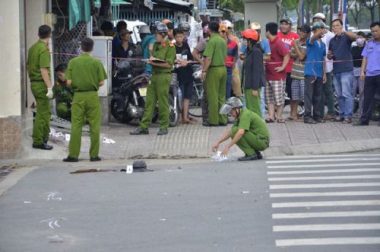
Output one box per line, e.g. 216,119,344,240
266,154,380,248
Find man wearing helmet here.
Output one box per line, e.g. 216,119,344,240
241,28,265,117
212,97,270,161
312,13,336,121
130,22,176,136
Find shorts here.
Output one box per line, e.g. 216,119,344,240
291,79,305,101
179,80,193,100
266,80,285,106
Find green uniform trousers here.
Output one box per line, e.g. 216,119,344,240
140,72,171,129
231,126,269,156
31,82,51,145
245,88,262,117
205,66,227,125
56,102,70,120
69,91,101,159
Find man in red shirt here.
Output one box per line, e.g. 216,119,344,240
265,22,290,123
278,18,299,120
220,23,238,98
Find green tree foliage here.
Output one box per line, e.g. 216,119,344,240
219,0,244,13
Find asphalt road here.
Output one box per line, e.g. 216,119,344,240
0,153,380,252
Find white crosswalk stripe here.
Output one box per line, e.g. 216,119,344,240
266,154,380,248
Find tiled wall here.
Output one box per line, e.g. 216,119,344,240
0,117,22,159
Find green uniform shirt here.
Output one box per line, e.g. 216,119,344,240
66,53,107,92
53,81,73,104
152,40,176,74
234,109,270,138
27,40,50,81
203,33,227,67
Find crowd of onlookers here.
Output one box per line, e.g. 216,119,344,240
55,16,380,129
192,14,380,127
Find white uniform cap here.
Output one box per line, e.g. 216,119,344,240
223,20,233,29
313,13,326,21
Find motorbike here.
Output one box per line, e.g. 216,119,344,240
189,65,204,118
169,73,181,127
111,60,150,123
111,60,180,127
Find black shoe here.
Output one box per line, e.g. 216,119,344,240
90,156,102,162
130,128,149,135
202,121,218,127
157,128,168,136
32,143,53,150
353,121,369,126
255,151,263,160
63,156,79,162
314,118,325,123
304,118,317,124
238,154,258,161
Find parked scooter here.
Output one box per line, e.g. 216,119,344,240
111,60,180,126
168,73,181,127
111,60,150,123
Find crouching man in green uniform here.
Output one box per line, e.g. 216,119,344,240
54,64,73,120
63,38,107,162
27,25,54,150
212,97,270,161
130,22,176,136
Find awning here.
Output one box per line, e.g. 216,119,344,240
152,0,193,14
69,0,91,29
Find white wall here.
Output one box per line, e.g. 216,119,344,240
25,0,46,109
244,0,278,29
0,0,22,117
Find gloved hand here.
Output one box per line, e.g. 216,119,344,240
46,88,54,99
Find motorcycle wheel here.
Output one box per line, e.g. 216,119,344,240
189,85,203,118
110,98,132,123
169,95,179,127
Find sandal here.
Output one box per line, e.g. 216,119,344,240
265,118,275,123
277,118,286,123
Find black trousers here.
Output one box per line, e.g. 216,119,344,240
304,76,323,120
286,72,293,100
360,74,380,123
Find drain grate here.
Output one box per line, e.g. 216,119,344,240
0,165,16,181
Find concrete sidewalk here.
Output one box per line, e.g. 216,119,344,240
21,119,380,160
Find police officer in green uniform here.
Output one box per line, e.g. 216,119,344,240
63,38,107,162
130,22,176,136
201,21,228,126
27,25,54,150
53,64,73,120
212,97,270,161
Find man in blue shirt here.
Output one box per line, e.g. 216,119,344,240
328,19,357,123
139,25,155,75
355,22,380,126
304,22,327,124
